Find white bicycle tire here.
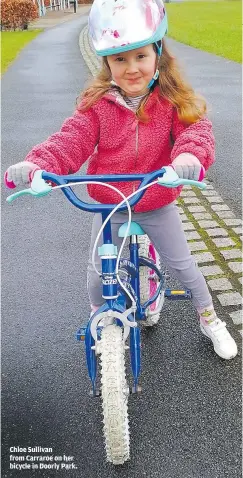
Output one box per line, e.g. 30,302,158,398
99,324,130,465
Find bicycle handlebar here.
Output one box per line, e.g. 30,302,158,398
6,167,206,212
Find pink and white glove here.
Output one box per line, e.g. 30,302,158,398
172,153,205,181
4,161,40,188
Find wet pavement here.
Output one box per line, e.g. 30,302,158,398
1,14,242,478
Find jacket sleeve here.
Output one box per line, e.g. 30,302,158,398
24,107,100,175
170,108,215,170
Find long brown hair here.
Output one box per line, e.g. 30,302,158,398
78,39,207,125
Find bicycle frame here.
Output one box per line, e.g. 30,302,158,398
6,167,205,395
81,209,165,395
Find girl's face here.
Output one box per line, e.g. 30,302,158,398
107,45,157,97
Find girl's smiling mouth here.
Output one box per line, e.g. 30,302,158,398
127,77,142,82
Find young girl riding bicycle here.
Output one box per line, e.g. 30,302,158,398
5,0,237,360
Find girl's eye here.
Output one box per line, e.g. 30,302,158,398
138,54,145,59
115,57,125,62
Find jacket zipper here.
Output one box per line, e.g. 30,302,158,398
135,123,139,168
132,122,139,212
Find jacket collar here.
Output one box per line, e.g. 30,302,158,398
103,85,161,112
104,87,131,111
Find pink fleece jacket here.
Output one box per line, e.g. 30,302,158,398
25,86,215,213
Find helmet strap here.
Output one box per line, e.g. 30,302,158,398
147,41,162,89
147,69,159,89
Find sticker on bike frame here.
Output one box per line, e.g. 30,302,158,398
119,259,137,273
102,275,118,285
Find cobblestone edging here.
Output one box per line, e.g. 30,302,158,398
179,187,242,333
79,26,243,335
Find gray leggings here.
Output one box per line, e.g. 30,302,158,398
87,203,212,310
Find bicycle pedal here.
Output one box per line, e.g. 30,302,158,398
164,289,191,300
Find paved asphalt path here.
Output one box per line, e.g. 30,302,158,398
1,16,242,478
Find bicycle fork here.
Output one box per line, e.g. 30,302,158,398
77,237,142,396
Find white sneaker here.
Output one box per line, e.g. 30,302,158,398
200,316,238,360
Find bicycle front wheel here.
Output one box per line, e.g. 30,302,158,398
99,324,130,465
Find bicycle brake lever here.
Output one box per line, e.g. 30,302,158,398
6,170,52,203
158,166,207,190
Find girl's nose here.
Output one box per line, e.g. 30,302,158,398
126,61,139,74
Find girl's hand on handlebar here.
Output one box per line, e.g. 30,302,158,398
4,161,40,188
172,153,205,181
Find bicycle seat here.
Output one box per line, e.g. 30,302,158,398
118,222,146,238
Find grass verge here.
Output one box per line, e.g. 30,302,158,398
166,1,241,63
1,30,43,74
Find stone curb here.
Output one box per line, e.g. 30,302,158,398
79,25,243,335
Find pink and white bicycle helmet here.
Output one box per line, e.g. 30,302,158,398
88,0,168,57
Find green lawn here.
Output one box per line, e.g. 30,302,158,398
1,30,43,74
166,1,241,63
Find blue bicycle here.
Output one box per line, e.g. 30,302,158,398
6,166,206,465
